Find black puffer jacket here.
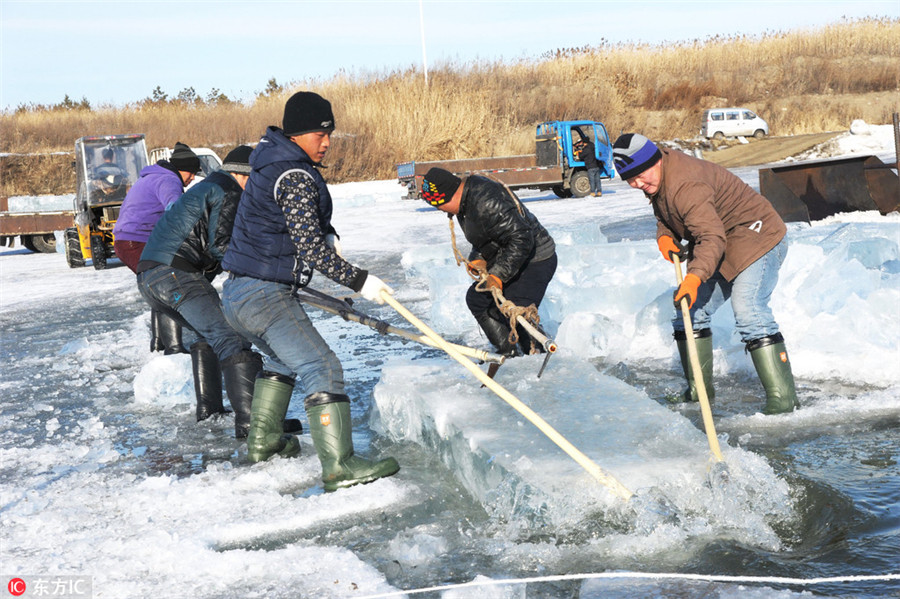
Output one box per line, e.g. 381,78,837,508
139,170,242,274
457,175,556,282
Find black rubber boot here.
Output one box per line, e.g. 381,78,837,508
222,350,263,438
149,309,164,352
246,372,301,463
305,392,399,492
748,333,799,415
191,341,228,421
517,322,549,356
223,353,302,439
151,309,187,355
673,329,715,403
475,312,519,358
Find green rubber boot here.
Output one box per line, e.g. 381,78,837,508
246,372,301,463
748,333,799,415
305,392,400,492
672,329,715,403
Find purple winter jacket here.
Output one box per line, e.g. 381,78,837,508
113,163,184,243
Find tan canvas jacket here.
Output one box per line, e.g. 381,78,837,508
649,148,786,282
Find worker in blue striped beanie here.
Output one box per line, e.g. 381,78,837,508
612,133,662,181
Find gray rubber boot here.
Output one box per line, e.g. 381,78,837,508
305,392,400,492
222,350,263,439
246,372,301,463
672,329,715,403
191,341,227,421
748,333,799,415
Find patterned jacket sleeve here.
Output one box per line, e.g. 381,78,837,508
274,169,366,290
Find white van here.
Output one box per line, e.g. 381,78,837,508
149,146,223,189
701,108,769,139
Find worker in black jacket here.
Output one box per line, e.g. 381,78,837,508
421,167,557,356
136,146,300,438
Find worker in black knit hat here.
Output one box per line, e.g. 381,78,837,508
420,167,557,358
221,91,399,491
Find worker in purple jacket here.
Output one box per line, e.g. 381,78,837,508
114,142,201,354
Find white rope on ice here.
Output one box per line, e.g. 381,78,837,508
355,571,900,598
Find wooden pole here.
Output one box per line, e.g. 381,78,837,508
673,256,724,463
381,291,634,500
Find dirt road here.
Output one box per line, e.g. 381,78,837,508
699,132,841,168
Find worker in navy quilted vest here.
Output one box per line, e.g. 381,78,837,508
221,91,399,491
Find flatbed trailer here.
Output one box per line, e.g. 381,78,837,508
397,120,614,200
0,197,73,253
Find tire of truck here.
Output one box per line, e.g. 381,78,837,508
569,171,592,198
64,228,86,268
90,235,107,270
21,236,37,252
551,185,573,199
29,233,57,254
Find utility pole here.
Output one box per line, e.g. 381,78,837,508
419,0,429,86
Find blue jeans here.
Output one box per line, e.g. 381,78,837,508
672,237,787,344
221,276,344,395
587,167,603,194
137,265,250,360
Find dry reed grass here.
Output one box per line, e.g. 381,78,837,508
1,17,897,197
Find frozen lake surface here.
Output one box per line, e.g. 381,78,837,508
1,125,898,597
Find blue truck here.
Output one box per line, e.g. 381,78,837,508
397,120,614,200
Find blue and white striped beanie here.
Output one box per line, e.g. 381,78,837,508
612,133,662,180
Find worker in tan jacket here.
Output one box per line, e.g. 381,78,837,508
613,133,797,415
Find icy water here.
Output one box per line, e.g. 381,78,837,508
1,248,897,598
2,173,899,598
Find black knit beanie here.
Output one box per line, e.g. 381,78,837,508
282,91,335,136
221,145,253,174
168,142,201,174
421,168,462,207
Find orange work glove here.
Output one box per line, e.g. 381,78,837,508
657,235,685,263
485,274,503,291
467,259,487,277
673,273,701,309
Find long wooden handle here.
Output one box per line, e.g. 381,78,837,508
382,291,633,500
673,256,724,463
298,294,505,364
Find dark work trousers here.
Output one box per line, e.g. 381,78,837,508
465,253,557,349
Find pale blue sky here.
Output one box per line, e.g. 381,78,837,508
1,0,897,110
